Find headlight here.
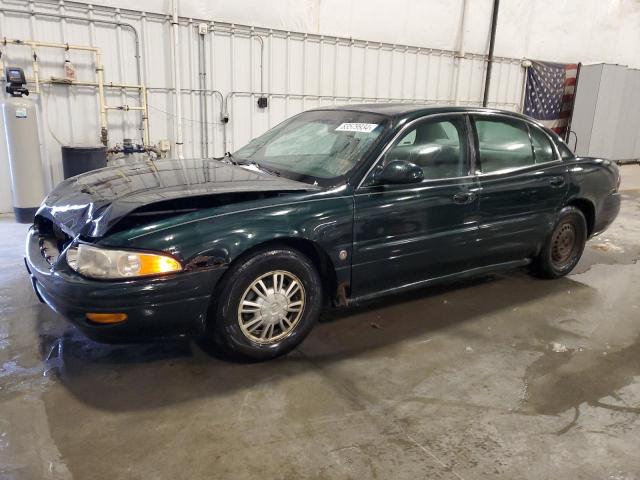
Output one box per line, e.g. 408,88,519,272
66,244,182,279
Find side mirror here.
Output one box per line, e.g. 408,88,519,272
375,160,424,185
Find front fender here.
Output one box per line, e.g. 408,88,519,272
100,193,354,279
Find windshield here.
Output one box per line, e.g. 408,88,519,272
233,110,389,186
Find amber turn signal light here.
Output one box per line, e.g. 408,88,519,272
86,312,128,324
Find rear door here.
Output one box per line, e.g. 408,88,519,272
351,115,480,297
471,115,569,265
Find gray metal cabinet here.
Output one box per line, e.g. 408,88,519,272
571,63,640,161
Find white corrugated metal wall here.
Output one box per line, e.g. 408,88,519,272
0,0,526,211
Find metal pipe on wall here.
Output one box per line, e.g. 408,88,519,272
141,85,150,146
95,48,108,145
2,38,153,146
214,25,265,154
170,0,185,159
48,79,150,145
253,34,265,94
1,5,145,138
3,38,109,142
482,0,500,107
198,25,209,158
519,60,531,113
453,0,468,105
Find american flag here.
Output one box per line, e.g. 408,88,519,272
523,61,578,138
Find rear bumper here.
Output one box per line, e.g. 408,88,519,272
593,191,621,236
25,227,226,343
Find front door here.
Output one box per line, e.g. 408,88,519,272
351,115,480,298
471,115,569,265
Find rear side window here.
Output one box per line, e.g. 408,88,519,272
383,118,469,180
474,118,534,173
529,126,557,163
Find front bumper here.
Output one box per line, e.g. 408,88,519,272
25,227,226,343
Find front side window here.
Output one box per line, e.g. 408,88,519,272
233,110,389,186
382,117,469,180
474,117,534,173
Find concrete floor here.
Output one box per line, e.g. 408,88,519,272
1,165,640,480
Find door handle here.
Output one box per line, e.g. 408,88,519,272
452,191,477,204
549,176,566,187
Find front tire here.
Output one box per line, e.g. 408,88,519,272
208,247,323,361
533,206,587,279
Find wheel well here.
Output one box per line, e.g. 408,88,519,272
223,238,339,304
567,198,595,236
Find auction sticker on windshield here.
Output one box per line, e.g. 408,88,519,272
335,123,378,133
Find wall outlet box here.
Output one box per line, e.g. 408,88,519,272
198,23,208,35
159,139,171,152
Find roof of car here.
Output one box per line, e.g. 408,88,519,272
313,103,532,122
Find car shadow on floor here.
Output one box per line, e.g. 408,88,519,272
35,269,596,412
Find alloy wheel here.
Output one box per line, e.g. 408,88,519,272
237,270,306,344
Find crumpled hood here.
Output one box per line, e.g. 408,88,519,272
37,158,317,238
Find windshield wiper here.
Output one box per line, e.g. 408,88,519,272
219,152,281,177
235,159,281,177
213,152,235,164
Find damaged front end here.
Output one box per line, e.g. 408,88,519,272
25,158,322,341
35,157,317,240
30,157,319,288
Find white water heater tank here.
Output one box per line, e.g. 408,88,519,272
1,67,47,223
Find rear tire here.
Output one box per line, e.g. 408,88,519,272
533,206,587,279
207,246,322,361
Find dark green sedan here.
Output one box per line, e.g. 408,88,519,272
25,105,621,360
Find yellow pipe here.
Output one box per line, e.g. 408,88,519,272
8,39,101,53
141,85,150,146
94,50,108,145
105,106,145,110
31,47,40,95
5,38,151,147
29,78,142,89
